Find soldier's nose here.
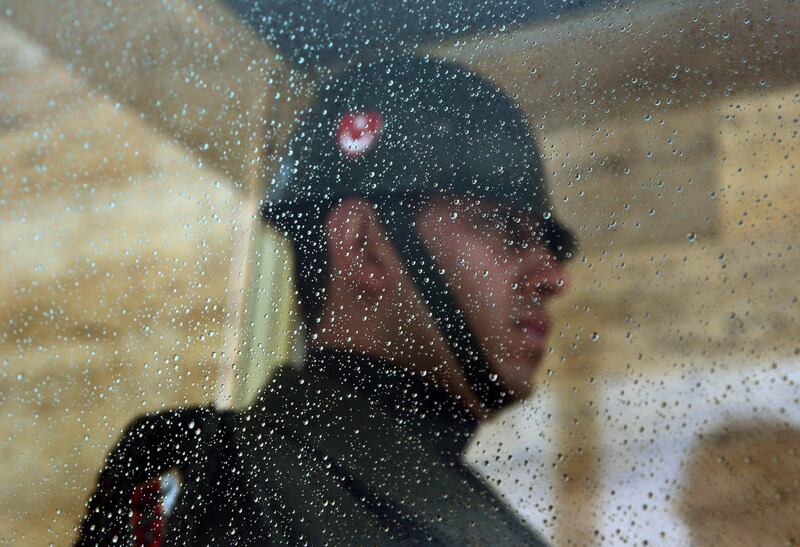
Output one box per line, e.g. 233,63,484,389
519,259,568,301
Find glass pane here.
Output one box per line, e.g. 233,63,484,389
1,1,797,544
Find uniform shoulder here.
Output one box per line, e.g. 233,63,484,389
242,364,324,420
76,406,235,546
105,406,230,478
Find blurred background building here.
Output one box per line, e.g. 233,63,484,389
0,0,798,544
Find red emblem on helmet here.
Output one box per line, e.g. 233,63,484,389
336,111,384,158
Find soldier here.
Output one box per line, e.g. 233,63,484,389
77,55,576,546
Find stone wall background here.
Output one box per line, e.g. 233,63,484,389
0,29,240,544
0,18,798,547
522,85,800,544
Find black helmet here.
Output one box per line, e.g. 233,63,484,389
262,55,576,409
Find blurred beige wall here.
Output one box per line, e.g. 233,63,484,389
0,28,242,544
538,85,800,544
679,422,800,546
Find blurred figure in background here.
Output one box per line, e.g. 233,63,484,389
679,421,800,546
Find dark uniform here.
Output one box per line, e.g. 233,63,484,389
78,349,545,545
77,55,575,545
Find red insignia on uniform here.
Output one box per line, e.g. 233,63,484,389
336,111,384,158
131,478,164,547
130,470,182,547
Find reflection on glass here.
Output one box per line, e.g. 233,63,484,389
0,1,797,544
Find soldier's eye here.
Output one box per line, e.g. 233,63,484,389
500,217,538,251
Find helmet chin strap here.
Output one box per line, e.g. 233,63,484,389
377,200,510,411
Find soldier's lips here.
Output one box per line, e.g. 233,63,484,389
513,317,550,346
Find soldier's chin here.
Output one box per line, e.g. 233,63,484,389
495,366,536,401
503,382,535,402
496,355,542,401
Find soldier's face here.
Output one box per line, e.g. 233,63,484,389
416,196,567,400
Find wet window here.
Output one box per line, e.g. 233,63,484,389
1,1,798,544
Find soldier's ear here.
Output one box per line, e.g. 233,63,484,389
325,198,394,296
